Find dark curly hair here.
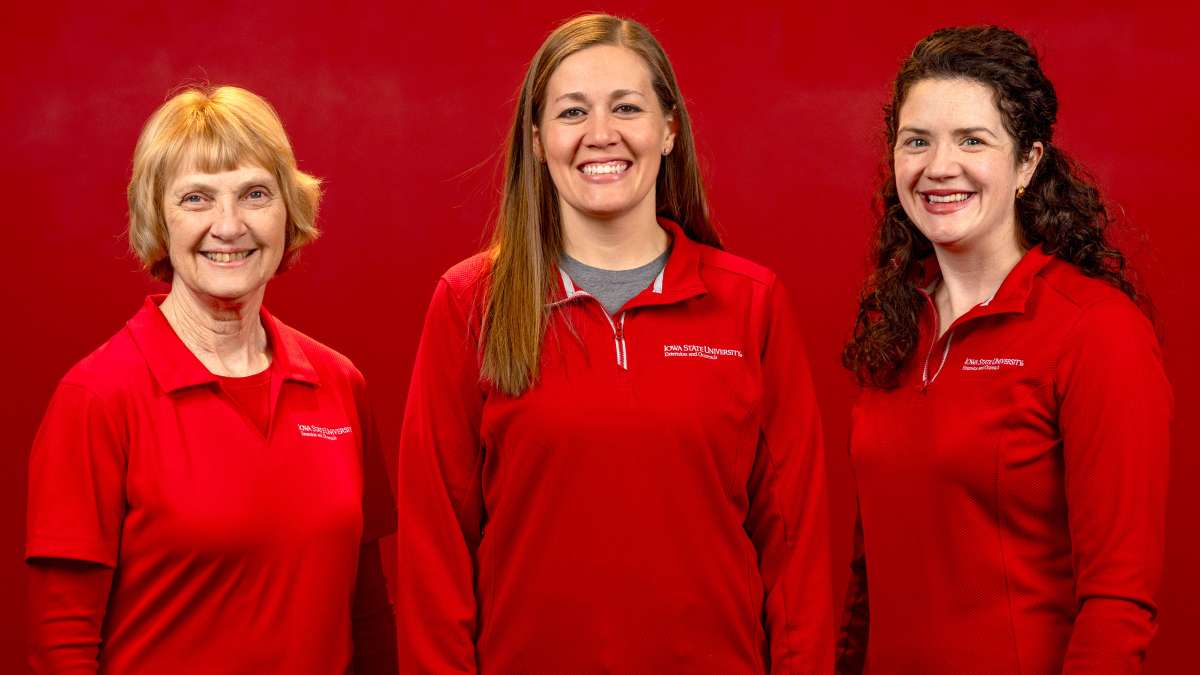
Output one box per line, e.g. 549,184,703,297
843,25,1146,389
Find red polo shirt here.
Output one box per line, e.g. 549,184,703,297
398,220,834,673
26,296,396,674
842,247,1171,673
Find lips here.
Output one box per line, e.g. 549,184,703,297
919,190,976,215
579,160,631,176
201,250,256,263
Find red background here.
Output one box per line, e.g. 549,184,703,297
5,1,1196,671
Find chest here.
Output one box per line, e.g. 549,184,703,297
121,382,365,555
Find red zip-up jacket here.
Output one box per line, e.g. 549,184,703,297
837,246,1171,674
398,219,834,673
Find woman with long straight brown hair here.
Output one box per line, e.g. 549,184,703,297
397,13,833,673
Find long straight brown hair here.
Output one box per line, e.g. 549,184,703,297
482,14,721,396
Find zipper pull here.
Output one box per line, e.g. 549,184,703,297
613,313,624,339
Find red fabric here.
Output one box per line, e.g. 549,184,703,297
218,368,272,437
841,246,1171,674
26,296,397,674
397,219,834,673
28,544,398,675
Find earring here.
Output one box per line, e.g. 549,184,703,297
1016,185,1026,198
662,147,671,156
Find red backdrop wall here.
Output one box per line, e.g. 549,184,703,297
5,1,1196,671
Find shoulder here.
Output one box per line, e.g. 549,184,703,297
271,316,366,385
58,322,150,401
696,246,777,289
1033,260,1159,372
441,252,492,304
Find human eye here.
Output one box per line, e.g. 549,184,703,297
245,187,270,201
900,136,928,150
614,103,643,115
557,107,586,120
179,193,208,208
962,137,984,147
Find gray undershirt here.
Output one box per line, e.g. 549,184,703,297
560,250,669,316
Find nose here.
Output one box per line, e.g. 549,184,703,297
925,141,961,180
584,110,619,148
209,195,248,240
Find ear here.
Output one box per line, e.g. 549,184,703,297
662,107,678,155
1018,141,1044,188
532,124,545,163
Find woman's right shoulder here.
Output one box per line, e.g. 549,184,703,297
57,322,150,403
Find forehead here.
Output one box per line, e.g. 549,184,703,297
899,78,1003,127
546,44,654,96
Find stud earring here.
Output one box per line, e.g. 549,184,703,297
1016,185,1026,198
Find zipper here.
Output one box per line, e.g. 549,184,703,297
600,310,628,370
919,289,952,391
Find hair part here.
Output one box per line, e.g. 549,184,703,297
844,25,1147,389
482,13,720,395
127,85,322,281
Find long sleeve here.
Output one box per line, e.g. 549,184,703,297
27,559,114,674
835,508,869,675
1057,299,1172,674
352,540,398,675
744,278,835,674
396,278,486,673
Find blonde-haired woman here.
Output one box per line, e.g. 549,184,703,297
398,14,833,672
26,85,397,674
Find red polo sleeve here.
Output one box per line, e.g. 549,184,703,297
27,381,127,567
1057,299,1171,674
744,279,835,673
353,375,398,544
396,278,486,673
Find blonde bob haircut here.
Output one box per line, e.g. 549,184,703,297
482,13,720,396
127,85,321,281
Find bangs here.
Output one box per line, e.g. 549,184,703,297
161,106,279,180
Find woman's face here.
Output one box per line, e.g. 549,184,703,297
163,163,287,304
534,44,676,226
893,78,1041,253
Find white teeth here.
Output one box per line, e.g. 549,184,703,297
926,193,972,203
202,251,253,263
581,161,630,175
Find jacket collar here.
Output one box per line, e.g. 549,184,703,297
551,217,708,309
126,295,320,393
918,244,1056,326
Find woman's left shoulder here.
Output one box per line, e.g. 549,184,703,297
696,246,779,292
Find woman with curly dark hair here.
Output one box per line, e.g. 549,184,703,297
836,26,1172,674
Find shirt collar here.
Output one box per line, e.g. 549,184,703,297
551,217,708,308
917,244,1056,321
126,295,320,393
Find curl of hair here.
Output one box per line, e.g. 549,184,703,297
482,14,720,395
843,25,1146,389
127,85,321,281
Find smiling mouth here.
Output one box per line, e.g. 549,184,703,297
201,250,255,263
923,192,974,203
580,161,630,176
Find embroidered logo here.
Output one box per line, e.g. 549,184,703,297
961,357,1025,371
297,423,353,440
663,344,744,361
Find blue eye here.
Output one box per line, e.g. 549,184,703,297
903,138,928,148
181,193,205,204
247,189,267,200
963,137,983,146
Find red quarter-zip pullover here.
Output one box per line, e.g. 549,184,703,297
397,220,834,673
839,246,1171,674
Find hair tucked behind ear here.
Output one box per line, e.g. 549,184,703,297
843,25,1148,389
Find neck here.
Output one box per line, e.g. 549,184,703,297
159,283,270,377
931,226,1024,331
560,199,668,270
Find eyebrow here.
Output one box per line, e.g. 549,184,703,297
897,125,999,138
172,176,276,196
551,89,647,105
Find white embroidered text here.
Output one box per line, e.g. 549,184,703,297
962,357,1025,371
663,344,744,361
298,423,353,440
